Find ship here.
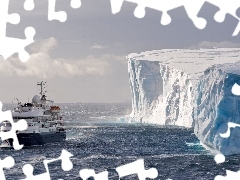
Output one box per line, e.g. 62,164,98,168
0,81,66,148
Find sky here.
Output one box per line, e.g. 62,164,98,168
0,0,239,103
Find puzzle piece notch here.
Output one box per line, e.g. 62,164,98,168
7,13,20,26
21,149,74,180
79,169,109,180
48,0,81,22
48,0,67,22
58,149,74,171
220,122,240,138
24,0,81,20
110,0,123,14
214,154,225,164
24,0,35,11
0,156,15,180
209,0,240,23
71,0,81,9
182,0,207,29
116,159,158,180
0,101,28,150
232,83,240,96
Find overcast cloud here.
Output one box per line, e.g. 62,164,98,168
0,37,119,78
0,0,239,103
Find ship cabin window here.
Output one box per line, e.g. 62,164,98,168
44,110,51,115
14,117,35,119
23,103,33,107
36,104,42,107
4,122,12,127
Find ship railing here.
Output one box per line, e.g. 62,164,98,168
18,129,40,133
13,107,21,112
27,122,39,128
54,119,64,122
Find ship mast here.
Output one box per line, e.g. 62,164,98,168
37,81,46,96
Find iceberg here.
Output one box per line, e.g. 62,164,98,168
127,48,240,155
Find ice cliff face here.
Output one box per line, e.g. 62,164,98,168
127,48,240,155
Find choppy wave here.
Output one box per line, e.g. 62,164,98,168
1,103,240,179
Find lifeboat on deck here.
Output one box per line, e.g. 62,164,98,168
50,106,60,113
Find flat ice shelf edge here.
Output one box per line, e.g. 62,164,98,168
127,48,240,155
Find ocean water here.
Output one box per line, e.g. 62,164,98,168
1,103,240,180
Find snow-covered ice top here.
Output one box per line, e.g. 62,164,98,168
128,48,240,84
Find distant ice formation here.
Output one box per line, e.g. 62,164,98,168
127,48,240,155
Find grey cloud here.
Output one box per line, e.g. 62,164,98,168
90,44,108,49
189,41,240,49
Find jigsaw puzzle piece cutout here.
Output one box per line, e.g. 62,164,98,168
182,0,207,29
57,149,74,171
0,102,28,150
232,83,240,96
142,0,186,25
0,0,20,37
110,0,240,35
79,169,109,180
220,83,240,137
110,0,186,25
0,156,15,180
7,13,20,25
215,170,240,180
219,122,240,138
207,0,240,36
21,149,73,180
110,0,124,14
22,164,50,180
0,0,35,61
232,22,240,36
71,0,81,9
110,0,206,27
116,159,158,180
131,0,186,25
48,0,81,22
48,0,67,22
0,26,35,62
235,7,240,35
214,154,225,164
208,0,240,22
